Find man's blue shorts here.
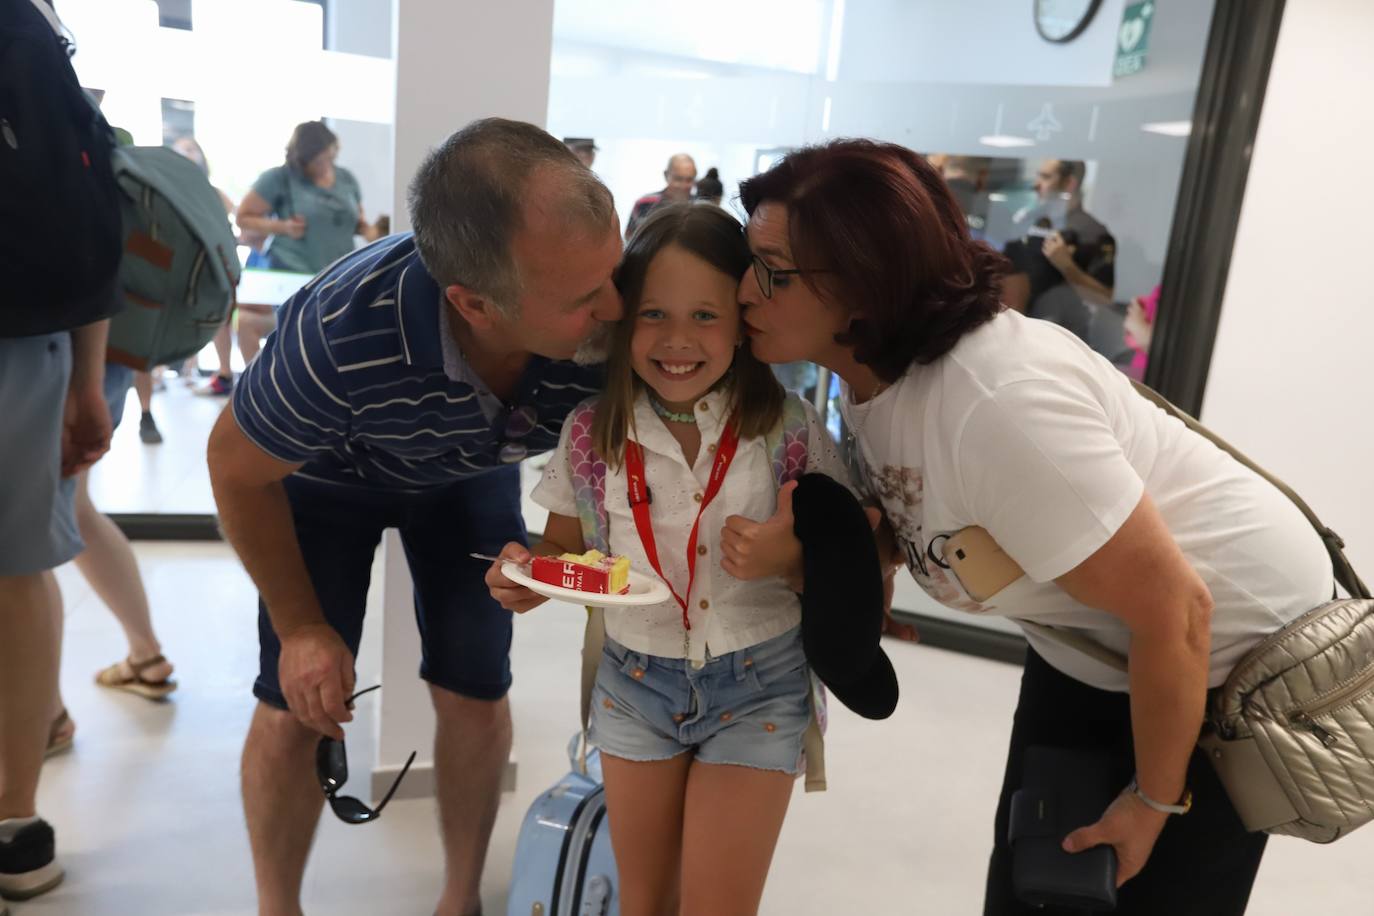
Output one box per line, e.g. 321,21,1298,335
253,466,527,707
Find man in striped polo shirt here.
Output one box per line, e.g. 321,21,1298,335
207,119,622,916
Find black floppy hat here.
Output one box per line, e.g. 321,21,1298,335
791,473,899,720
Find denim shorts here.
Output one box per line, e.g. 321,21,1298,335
589,626,812,774
0,334,82,576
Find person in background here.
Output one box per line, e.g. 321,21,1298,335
1000,159,1116,344
625,152,697,239
1,1,121,903
47,360,179,759
564,136,598,170
168,136,240,398
693,166,724,207
1123,284,1160,381
940,155,992,240
234,121,389,368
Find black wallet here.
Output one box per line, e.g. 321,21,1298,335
1008,746,1119,912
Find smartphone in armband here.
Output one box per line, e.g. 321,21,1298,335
942,526,1025,602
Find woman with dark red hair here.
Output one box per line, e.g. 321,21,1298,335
723,140,1331,915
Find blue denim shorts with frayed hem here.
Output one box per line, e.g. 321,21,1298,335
588,626,811,775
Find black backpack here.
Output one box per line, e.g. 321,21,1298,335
0,0,124,337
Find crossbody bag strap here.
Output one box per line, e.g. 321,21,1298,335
565,400,610,775
1130,380,1369,599
1019,620,1129,673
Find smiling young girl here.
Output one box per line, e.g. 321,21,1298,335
487,204,850,915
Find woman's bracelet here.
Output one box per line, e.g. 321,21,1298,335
1127,775,1192,815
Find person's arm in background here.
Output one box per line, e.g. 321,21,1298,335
355,205,385,243
1055,493,1211,887
62,319,113,477
237,189,306,242
1000,271,1032,312
1043,231,1114,306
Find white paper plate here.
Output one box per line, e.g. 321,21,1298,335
501,561,672,608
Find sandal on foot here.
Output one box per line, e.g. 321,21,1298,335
44,709,74,759
95,655,177,700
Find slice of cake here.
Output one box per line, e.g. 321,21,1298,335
531,549,631,595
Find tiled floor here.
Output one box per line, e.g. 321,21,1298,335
17,542,1372,915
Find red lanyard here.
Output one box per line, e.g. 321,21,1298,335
624,416,741,633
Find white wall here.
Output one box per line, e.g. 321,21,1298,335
390,2,555,232
1202,0,1374,576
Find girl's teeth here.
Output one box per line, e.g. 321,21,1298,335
661,363,698,375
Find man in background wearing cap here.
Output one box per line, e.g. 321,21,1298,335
563,137,598,170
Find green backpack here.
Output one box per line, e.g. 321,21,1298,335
106,146,240,369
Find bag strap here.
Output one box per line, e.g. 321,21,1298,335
565,400,609,776
765,393,811,488
1129,380,1369,600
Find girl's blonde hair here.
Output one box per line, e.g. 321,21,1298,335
592,204,784,467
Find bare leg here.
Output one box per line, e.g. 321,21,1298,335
600,751,693,916
72,473,172,682
133,370,154,414
431,688,512,916
679,762,794,916
238,311,272,366
241,703,326,916
212,316,233,378
0,572,62,820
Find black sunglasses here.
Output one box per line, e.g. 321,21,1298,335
315,685,417,825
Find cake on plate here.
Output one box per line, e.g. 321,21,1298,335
530,549,631,595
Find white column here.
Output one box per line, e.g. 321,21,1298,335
371,0,556,800
390,0,556,233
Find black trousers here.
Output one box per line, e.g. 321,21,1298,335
983,649,1268,916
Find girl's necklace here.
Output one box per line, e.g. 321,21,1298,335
649,396,697,425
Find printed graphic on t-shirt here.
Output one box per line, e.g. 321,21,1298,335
868,463,986,614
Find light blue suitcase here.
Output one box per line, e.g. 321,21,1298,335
507,735,620,916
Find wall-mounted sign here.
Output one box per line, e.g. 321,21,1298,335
1114,1,1155,78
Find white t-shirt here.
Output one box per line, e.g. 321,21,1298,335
843,309,1333,691
533,389,851,661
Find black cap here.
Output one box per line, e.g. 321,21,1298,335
792,473,899,720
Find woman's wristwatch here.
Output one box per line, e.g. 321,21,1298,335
1127,776,1192,815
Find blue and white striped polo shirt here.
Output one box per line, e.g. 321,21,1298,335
231,233,603,489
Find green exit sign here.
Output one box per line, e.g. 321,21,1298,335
1114,1,1155,78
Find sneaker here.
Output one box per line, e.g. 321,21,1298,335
194,373,233,396
0,818,64,900
139,412,163,445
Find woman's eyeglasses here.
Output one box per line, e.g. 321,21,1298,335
750,254,829,299
498,405,538,464
315,685,416,825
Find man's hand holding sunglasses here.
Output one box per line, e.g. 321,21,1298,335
277,621,356,740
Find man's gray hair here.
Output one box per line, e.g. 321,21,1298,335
408,118,615,315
